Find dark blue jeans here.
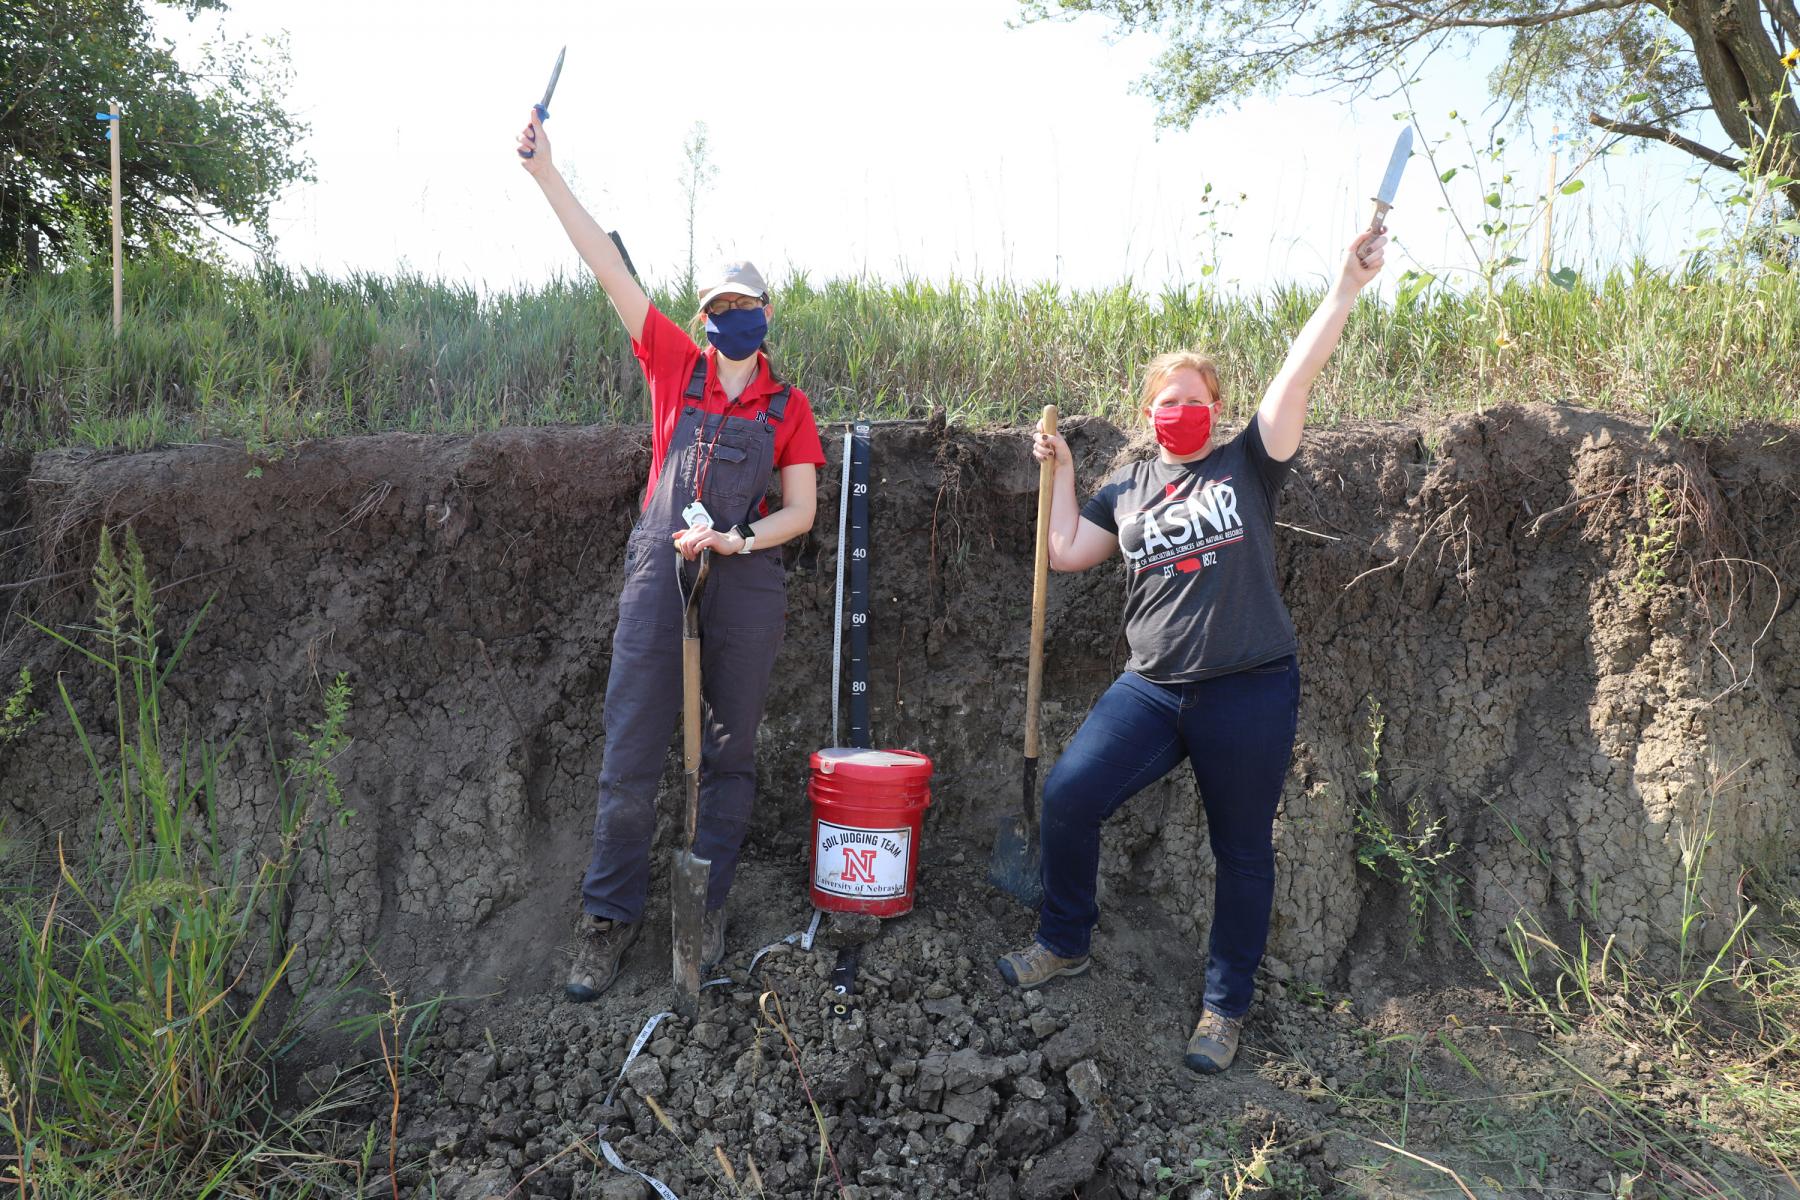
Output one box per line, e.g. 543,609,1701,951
1035,657,1299,1018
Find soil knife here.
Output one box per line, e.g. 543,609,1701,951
1361,125,1412,263
518,45,565,159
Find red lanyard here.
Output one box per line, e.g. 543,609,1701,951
691,384,748,506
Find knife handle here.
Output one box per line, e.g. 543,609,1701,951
1360,201,1391,265
519,103,549,159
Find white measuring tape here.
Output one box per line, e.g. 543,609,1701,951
598,1010,681,1198
747,907,823,977
595,908,825,1198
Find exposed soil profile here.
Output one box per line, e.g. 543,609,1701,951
1,404,1796,1197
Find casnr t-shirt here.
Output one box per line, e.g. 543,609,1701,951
1079,419,1296,684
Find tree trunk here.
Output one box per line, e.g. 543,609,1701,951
1671,0,1800,214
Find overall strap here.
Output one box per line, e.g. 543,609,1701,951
690,353,788,425
683,356,709,402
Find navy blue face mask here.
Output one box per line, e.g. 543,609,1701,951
704,307,768,360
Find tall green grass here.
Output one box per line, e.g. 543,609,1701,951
2,251,1796,453
0,528,363,1197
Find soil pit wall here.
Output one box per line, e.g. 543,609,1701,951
1,404,1796,1001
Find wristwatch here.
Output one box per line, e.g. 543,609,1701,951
731,522,757,554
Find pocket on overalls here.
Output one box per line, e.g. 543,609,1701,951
722,545,788,634
617,532,680,626
622,530,667,576
699,440,760,526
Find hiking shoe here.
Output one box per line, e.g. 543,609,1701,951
565,915,641,1002
1184,1007,1242,1074
702,906,728,971
996,940,1090,988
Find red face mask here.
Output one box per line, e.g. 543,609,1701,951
1152,403,1213,455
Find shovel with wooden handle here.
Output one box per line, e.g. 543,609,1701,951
989,404,1058,907
671,548,712,1016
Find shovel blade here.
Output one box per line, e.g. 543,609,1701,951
987,813,1043,908
670,849,712,1014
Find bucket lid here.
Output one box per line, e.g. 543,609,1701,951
811,747,934,780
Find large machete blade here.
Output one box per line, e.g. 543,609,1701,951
1375,125,1414,208
538,46,566,116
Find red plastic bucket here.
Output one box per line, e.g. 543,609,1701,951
808,748,934,917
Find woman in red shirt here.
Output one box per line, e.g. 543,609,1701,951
517,111,826,1001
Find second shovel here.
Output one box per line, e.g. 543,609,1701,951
989,404,1058,907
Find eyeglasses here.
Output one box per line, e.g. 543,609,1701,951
704,294,766,316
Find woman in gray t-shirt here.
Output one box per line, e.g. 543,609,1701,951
995,228,1388,1075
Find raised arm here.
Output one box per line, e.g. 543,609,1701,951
1255,228,1386,462
516,110,651,341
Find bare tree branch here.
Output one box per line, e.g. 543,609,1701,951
1765,0,1800,47
1588,109,1747,169
1372,0,1642,31
1052,0,1797,215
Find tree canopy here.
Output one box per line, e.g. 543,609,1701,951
1023,0,1800,213
0,0,311,272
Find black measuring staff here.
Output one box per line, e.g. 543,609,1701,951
847,423,872,749
829,943,863,1020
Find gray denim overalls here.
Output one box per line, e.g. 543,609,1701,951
581,358,790,922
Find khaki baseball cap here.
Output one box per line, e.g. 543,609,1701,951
697,260,769,310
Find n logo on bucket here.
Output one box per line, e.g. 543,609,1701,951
842,847,879,885
814,819,910,899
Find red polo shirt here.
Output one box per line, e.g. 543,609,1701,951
632,303,827,511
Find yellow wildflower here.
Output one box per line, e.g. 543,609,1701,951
1784,48,1800,71
1494,333,1513,350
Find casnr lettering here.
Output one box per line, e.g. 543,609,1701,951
1121,481,1242,562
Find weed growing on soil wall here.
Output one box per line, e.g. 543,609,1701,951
1351,700,1460,948
0,528,362,1197
0,669,40,745
2,250,1797,451
1630,481,1677,596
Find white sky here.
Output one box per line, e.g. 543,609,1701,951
156,0,1730,298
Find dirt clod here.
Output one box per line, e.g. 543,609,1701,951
1019,1130,1106,1199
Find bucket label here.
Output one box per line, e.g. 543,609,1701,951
814,820,911,899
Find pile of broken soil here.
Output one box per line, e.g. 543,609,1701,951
371,852,1628,1200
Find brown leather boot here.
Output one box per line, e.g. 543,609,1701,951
996,940,1091,988
701,906,728,971
565,915,641,1002
1184,1007,1242,1074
